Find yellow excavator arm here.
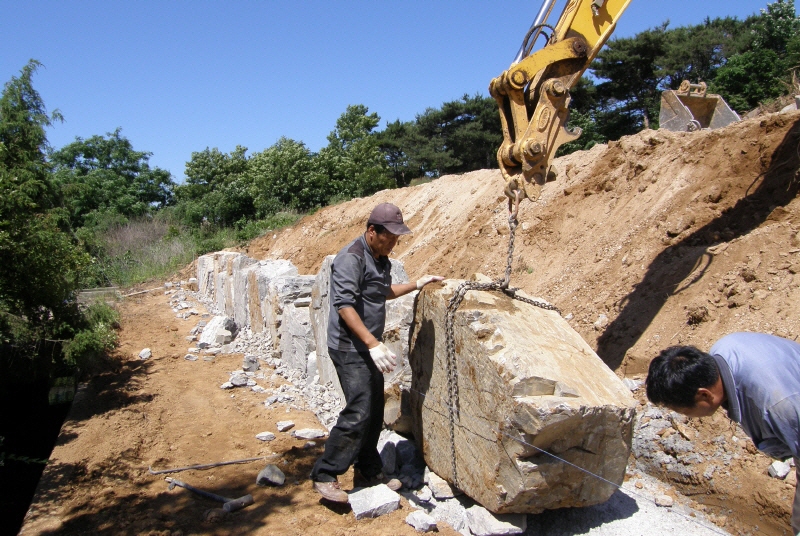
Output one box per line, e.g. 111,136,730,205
490,0,632,204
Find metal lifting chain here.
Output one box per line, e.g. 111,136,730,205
442,191,561,488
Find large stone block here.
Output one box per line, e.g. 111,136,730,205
279,301,315,372
232,255,257,328
246,260,298,333
197,251,240,303
264,275,315,356
409,280,636,514
310,256,338,395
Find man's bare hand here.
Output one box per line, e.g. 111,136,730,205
369,343,396,373
416,275,444,290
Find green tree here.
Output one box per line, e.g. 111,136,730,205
592,23,670,131
318,105,392,201
0,60,89,380
248,137,321,215
712,1,800,112
174,145,252,226
50,128,174,228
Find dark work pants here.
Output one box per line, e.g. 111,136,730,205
310,348,385,482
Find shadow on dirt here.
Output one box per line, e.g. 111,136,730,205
597,118,800,370
26,442,329,535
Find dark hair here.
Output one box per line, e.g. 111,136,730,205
367,222,387,234
645,346,719,408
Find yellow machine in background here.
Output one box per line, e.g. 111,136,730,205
491,0,739,206
659,80,741,132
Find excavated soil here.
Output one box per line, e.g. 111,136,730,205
19,111,800,535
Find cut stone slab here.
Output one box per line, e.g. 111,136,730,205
348,484,401,520
409,279,637,514
465,505,526,536
264,275,315,357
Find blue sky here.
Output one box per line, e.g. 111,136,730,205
1,1,773,182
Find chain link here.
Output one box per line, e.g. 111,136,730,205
442,192,561,488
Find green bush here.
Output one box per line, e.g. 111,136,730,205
63,301,119,368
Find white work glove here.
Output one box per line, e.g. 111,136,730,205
416,275,444,290
369,343,396,373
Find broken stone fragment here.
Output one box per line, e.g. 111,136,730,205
255,432,276,442
138,348,152,360
464,505,526,536
229,373,249,387
348,484,400,520
292,428,326,440
409,279,636,514
425,468,457,500
769,460,791,479
655,494,674,507
405,510,437,532
276,421,295,432
256,464,285,486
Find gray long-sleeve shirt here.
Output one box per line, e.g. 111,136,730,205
711,332,800,460
327,234,392,352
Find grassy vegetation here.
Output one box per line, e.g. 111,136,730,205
84,211,303,288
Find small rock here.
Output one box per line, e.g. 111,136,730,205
655,494,674,507
425,468,457,499
415,486,432,502
293,428,326,440
256,464,285,486
184,354,198,361
623,378,644,392
204,508,227,522
230,373,249,387
256,432,276,442
276,421,295,432
769,460,791,479
220,382,234,390
465,505,526,535
406,510,437,532
139,348,152,360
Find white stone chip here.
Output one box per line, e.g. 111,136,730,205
769,460,791,479
293,428,326,439
276,420,295,432
256,432,276,441
655,494,674,507
406,510,437,532
465,505,526,536
348,484,400,520
138,348,152,360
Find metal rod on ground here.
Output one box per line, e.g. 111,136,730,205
148,456,266,475
165,477,254,513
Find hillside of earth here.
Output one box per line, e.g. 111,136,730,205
19,110,800,536
242,109,800,533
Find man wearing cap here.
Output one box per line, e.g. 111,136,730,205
311,202,443,503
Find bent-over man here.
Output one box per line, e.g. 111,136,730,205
646,332,800,535
311,202,442,503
